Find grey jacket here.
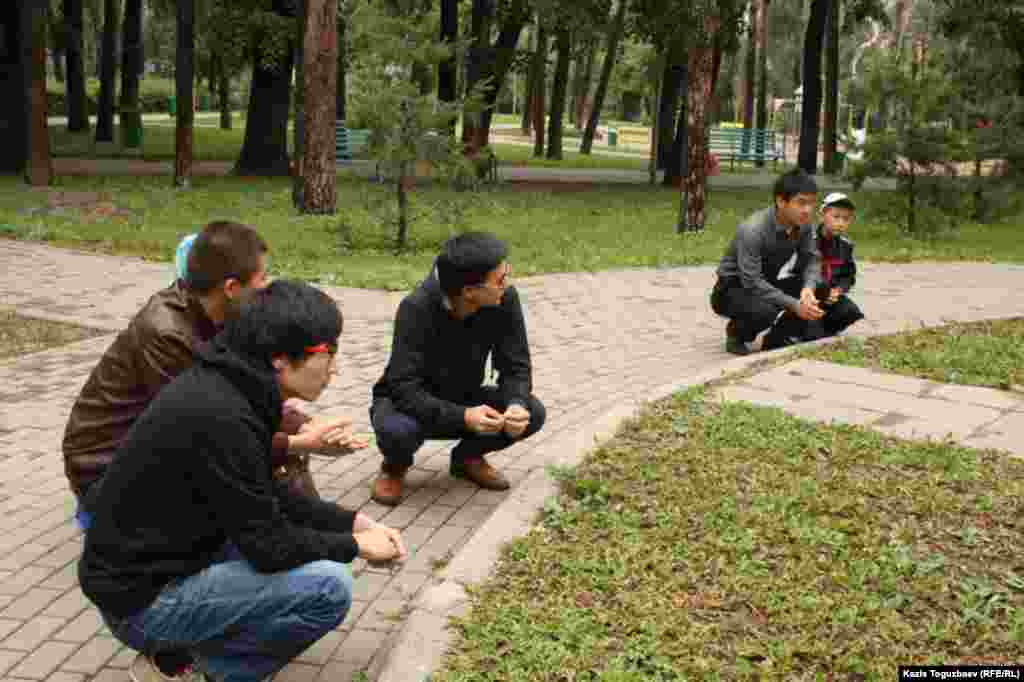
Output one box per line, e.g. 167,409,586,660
716,207,822,310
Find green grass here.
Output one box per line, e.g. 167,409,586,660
50,122,248,163
802,317,1024,390
435,388,1024,680
0,308,104,360
3,175,1024,290
492,143,651,171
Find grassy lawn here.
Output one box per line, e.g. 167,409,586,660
3,175,1024,290
436,388,1024,680
0,307,103,360
803,318,1024,390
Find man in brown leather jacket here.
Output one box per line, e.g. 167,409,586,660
63,221,362,519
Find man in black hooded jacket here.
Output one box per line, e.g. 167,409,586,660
78,280,405,682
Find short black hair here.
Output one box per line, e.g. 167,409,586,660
773,168,818,203
220,279,343,362
435,231,508,298
186,221,268,294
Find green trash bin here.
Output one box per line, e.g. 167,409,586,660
168,96,176,117
123,121,143,148
607,127,618,147
832,151,846,171
198,93,210,111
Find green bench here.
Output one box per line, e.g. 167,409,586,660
335,123,371,163
708,127,785,170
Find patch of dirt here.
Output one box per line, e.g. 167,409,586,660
24,189,134,220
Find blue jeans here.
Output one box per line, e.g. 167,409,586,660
100,544,352,682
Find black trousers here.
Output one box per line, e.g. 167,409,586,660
370,388,547,469
803,295,864,339
710,276,805,343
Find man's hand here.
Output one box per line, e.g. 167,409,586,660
796,288,825,321
503,404,530,439
354,525,407,563
352,512,377,533
292,416,368,456
828,287,842,304
465,405,505,434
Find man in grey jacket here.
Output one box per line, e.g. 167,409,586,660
710,169,825,355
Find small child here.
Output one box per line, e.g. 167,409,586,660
804,192,864,340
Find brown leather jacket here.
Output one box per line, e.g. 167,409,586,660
63,281,318,499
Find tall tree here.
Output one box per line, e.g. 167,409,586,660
119,0,142,151
797,0,830,173
95,0,118,143
580,0,626,154
572,39,596,129
236,0,296,175
655,48,685,169
438,0,457,134
822,0,839,173
174,0,194,187
742,0,756,129
0,3,28,174
64,0,89,132
546,27,572,159
754,0,769,164
25,0,53,186
296,0,338,214
531,23,548,157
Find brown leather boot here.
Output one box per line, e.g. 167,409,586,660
371,463,409,506
451,457,510,490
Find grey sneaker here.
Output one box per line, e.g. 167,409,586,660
130,654,204,682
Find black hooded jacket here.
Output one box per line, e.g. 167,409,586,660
78,337,358,618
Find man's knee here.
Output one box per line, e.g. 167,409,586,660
291,561,353,629
828,297,864,331
521,395,546,438
372,409,424,459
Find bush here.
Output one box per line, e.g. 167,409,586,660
45,77,243,117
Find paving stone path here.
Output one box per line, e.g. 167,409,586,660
0,238,1022,681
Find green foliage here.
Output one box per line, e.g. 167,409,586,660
435,390,1024,679
802,317,1024,391
853,51,961,235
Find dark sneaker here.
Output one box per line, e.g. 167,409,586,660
450,457,510,490
725,335,752,356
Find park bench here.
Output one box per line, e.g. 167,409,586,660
708,127,785,170
335,123,371,163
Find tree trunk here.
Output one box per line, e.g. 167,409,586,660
95,0,118,143
236,46,295,175
0,3,27,174
396,161,409,251
174,0,194,187
664,80,688,187
520,24,534,134
573,40,595,129
742,0,756,129
462,0,495,146
546,28,571,160
581,0,626,155
656,52,684,169
64,0,89,132
218,56,232,130
298,0,337,214
822,0,839,173
755,0,770,164
439,0,457,134
119,0,142,151
649,54,662,184
683,37,716,231
293,33,304,208
25,0,52,186
51,50,65,82
532,25,547,157
797,0,830,174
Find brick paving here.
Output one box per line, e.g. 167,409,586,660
1,238,1023,681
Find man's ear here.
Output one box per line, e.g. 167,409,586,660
271,355,289,371
222,277,242,301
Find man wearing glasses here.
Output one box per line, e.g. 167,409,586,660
370,231,546,506
710,168,825,355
